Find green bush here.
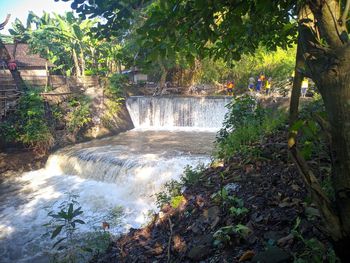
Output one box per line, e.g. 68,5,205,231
0,122,18,143
198,57,231,84
216,95,262,143
44,193,115,262
3,90,54,152
107,73,128,97
181,164,206,186
66,95,92,133
216,95,286,161
155,164,206,208
155,180,182,209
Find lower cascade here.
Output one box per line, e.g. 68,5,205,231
0,96,229,262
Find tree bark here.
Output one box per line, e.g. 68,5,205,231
79,45,85,77
315,56,350,260
72,48,81,77
288,36,304,147
158,56,167,94
298,1,350,260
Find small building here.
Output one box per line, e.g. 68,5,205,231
122,67,148,84
0,43,54,88
0,43,54,77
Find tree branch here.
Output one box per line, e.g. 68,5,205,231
289,146,342,240
341,0,350,25
0,14,11,31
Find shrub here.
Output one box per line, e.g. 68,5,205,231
181,164,206,186
107,73,128,97
216,95,262,143
155,164,206,209
13,90,53,152
0,122,18,143
45,193,116,262
155,180,182,209
66,95,92,133
216,95,286,161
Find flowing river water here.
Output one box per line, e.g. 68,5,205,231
0,96,230,262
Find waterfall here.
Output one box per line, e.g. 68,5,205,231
126,96,231,129
0,130,216,262
0,96,230,262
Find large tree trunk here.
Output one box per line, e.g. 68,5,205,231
315,60,350,259
296,1,350,260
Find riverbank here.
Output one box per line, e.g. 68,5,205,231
0,149,47,176
97,127,334,262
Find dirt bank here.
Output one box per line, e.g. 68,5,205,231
0,149,48,176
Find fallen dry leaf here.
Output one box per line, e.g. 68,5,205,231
239,250,255,262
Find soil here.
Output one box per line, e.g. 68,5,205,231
95,129,332,263
0,148,48,176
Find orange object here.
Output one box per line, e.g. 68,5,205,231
239,250,255,262
102,221,110,230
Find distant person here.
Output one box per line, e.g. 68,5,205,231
301,78,309,97
226,80,234,96
248,76,255,92
265,77,272,95
256,73,265,92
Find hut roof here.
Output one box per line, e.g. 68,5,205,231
4,43,54,68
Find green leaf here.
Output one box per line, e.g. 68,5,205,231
73,219,85,225
51,225,64,239
68,203,74,217
52,237,66,248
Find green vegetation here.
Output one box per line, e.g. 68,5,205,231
107,73,129,97
100,73,127,128
45,193,87,261
213,224,251,248
198,46,296,88
66,95,92,133
45,193,113,262
155,164,205,209
0,90,53,153
8,11,123,77
291,218,339,263
0,91,95,151
216,95,286,161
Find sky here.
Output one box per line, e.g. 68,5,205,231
0,0,73,33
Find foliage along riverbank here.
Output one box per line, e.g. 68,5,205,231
0,74,133,159
95,96,337,263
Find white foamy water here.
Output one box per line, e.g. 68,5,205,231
127,96,231,130
0,96,229,262
0,131,216,262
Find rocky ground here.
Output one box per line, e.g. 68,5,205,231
96,129,334,263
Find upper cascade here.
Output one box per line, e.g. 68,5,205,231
126,96,231,130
